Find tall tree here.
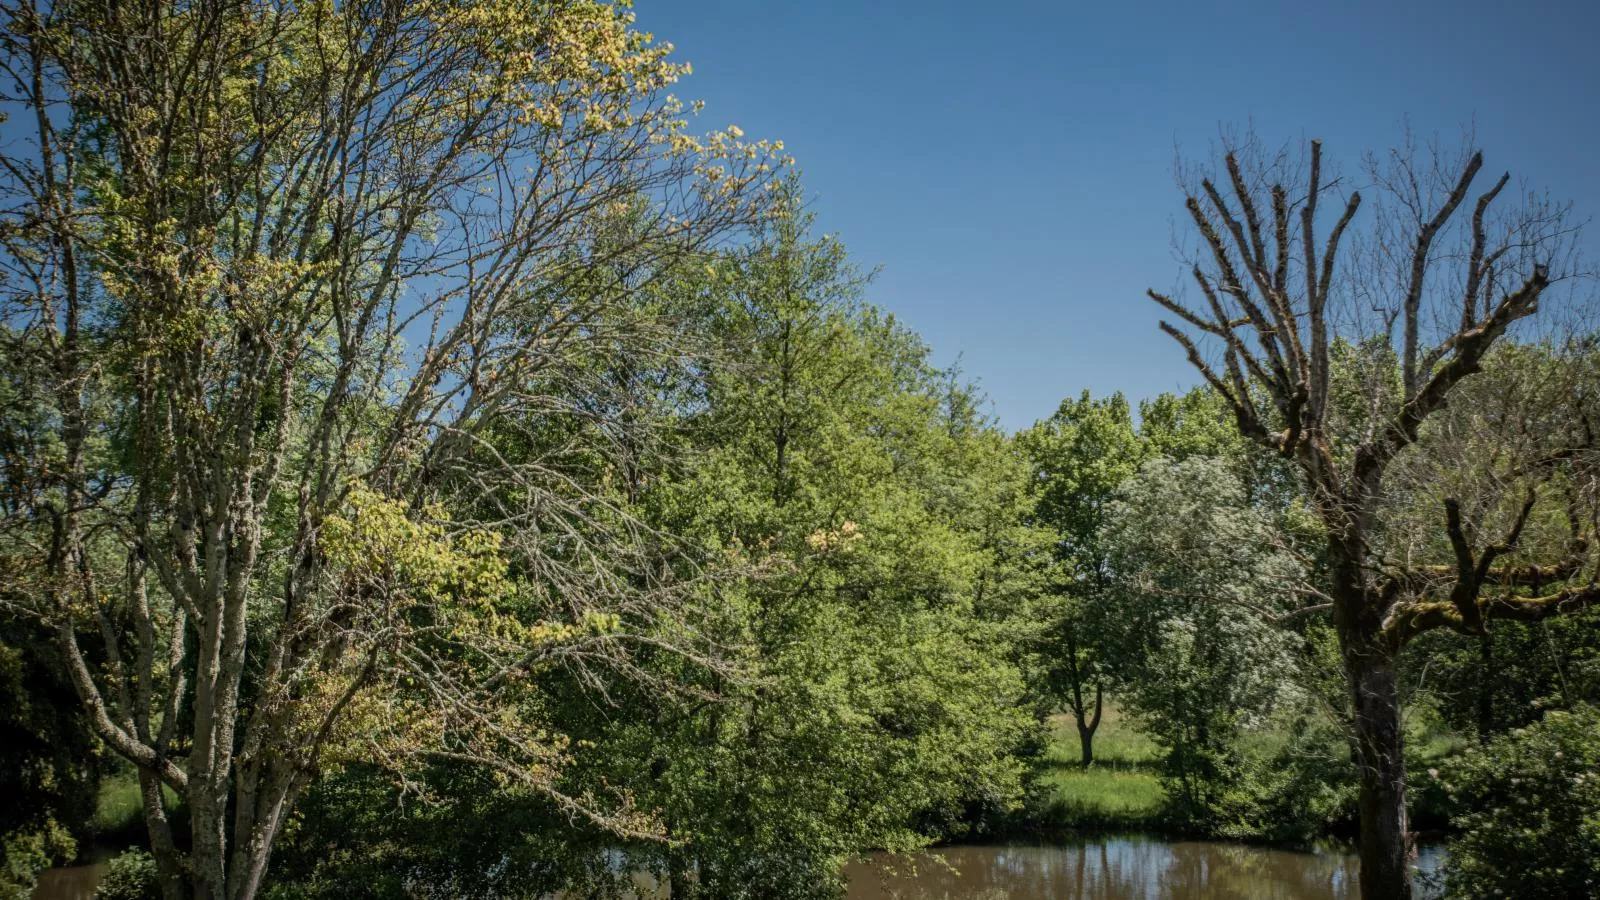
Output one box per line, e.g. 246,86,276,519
1147,134,1595,898
1100,455,1302,826
601,197,1036,897
1018,392,1141,766
0,2,780,898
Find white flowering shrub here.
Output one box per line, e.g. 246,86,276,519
1432,705,1600,898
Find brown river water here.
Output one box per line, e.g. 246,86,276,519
29,863,106,900
32,838,1443,899
843,838,1443,898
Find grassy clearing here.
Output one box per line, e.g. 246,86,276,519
1042,704,1160,770
1032,698,1470,837
93,770,144,835
1034,704,1166,831
1036,766,1165,829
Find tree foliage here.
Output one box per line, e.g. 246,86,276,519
0,1,783,896
1101,456,1303,827
580,196,1040,897
1016,392,1141,764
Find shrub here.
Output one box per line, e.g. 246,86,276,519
1431,704,1600,898
1245,718,1359,844
1,819,75,900
94,849,160,900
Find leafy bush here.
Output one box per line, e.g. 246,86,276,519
94,849,160,900
1242,717,1359,844
1,818,76,900
1413,609,1600,740
1147,716,1357,843
1431,705,1600,898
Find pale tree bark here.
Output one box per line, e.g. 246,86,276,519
0,2,779,898
1148,134,1592,900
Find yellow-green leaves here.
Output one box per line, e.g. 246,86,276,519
321,487,510,611
321,485,621,649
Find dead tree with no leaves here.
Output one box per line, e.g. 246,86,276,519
1149,135,1595,900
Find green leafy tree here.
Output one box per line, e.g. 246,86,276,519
1018,385,1273,768
0,2,782,897
1101,456,1303,828
1137,388,1241,463
1017,392,1141,765
585,195,1039,897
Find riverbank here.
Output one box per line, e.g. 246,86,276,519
33,839,1445,900
31,703,1460,899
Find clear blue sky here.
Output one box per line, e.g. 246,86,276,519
635,0,1600,430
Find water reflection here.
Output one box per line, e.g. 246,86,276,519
30,862,106,900
843,839,1441,899
31,840,1441,899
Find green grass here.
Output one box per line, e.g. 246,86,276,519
1034,704,1167,831
1043,705,1161,770
1037,766,1166,829
1405,697,1470,764
93,770,145,835
1033,698,1471,836
93,769,182,845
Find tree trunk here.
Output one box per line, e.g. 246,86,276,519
189,788,227,900
1075,681,1103,767
226,775,300,900
1341,622,1412,900
1065,628,1102,768
138,771,186,900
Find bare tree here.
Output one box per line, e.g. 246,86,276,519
0,1,780,898
1148,133,1596,899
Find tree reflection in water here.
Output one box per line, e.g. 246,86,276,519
843,837,1442,899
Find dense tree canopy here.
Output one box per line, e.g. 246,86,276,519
0,5,1595,899
0,0,782,896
